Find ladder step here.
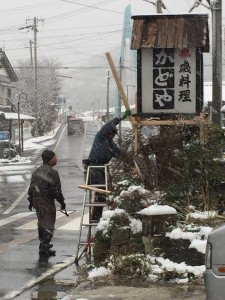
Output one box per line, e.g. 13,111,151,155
82,223,98,226
79,242,94,246
84,203,107,207
89,184,106,187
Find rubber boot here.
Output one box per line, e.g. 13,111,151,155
39,229,56,257
38,226,53,252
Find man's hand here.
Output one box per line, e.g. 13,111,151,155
122,110,132,120
28,202,33,211
60,202,66,210
28,197,33,211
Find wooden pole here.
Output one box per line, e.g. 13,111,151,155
106,52,138,152
106,53,131,113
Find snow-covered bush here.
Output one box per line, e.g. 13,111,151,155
93,209,143,265
113,185,156,214
104,254,151,277
89,254,205,283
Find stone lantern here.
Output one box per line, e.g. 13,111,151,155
137,204,177,255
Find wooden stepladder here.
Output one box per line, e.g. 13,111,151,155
74,164,111,265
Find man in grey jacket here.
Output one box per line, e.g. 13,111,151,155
28,150,66,257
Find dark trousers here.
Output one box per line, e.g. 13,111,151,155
88,167,106,221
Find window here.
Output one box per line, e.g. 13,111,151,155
7,88,11,99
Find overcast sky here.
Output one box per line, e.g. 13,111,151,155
0,0,224,111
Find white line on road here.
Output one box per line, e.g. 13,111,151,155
0,212,35,226
2,125,66,215
58,212,89,230
15,211,74,230
2,186,29,214
3,256,75,300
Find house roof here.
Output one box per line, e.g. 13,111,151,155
0,48,18,82
0,110,35,121
131,14,209,52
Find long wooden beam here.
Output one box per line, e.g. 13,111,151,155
106,52,138,150
78,184,111,195
106,52,131,112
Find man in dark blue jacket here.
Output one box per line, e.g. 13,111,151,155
87,110,131,220
88,117,121,166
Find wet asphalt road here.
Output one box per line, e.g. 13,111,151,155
0,121,100,299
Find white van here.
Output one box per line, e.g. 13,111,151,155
205,223,225,300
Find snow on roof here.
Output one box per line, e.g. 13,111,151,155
0,111,35,121
137,204,177,216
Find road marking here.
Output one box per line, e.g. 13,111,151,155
0,212,35,226
6,175,25,183
3,187,29,214
2,124,66,215
53,124,67,152
58,212,89,230
0,165,35,172
0,232,36,254
15,211,74,230
3,256,75,300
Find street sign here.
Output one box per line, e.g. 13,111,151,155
0,131,10,140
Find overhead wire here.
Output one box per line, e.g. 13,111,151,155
0,27,124,43
0,1,64,13
44,0,121,24
0,0,120,33
3,27,123,52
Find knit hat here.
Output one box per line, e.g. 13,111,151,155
42,150,56,163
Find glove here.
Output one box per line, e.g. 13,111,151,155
28,197,33,211
60,202,66,210
28,203,33,211
122,110,132,120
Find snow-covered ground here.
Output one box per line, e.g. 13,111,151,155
0,123,61,165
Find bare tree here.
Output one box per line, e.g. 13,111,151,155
13,58,62,136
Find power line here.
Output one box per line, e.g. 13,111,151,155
0,27,124,43
13,66,137,70
0,1,63,13
58,0,122,15
44,0,121,25
0,0,119,33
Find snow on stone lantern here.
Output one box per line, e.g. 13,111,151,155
137,204,177,255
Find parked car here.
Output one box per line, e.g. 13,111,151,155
204,223,225,300
67,118,84,135
0,141,17,159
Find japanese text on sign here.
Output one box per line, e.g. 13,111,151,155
141,48,196,114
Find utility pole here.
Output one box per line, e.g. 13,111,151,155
33,17,38,112
118,57,122,143
211,0,222,126
97,98,99,118
29,40,33,67
156,0,164,13
106,71,110,122
26,17,44,133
